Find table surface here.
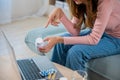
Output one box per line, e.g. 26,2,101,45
0,52,83,80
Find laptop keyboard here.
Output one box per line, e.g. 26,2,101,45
17,56,63,80
32,56,56,71
17,59,43,80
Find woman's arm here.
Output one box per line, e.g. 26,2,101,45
60,15,81,36
45,7,81,36
63,0,113,45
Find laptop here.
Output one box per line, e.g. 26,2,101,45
1,31,63,80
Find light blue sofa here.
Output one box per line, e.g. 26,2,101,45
25,24,120,80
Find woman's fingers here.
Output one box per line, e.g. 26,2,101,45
45,8,64,28
45,13,60,27
51,21,60,26
45,16,56,27
45,18,51,28
38,45,50,53
43,37,49,42
45,19,60,27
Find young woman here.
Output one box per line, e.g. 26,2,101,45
39,0,120,73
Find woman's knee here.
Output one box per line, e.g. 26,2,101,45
66,45,91,62
67,47,83,61
65,45,90,70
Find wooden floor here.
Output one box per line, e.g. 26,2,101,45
0,16,48,59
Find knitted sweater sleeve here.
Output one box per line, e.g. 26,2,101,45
60,0,113,45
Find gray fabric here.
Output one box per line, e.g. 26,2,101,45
87,54,120,80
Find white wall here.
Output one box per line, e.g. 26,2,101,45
12,0,43,20
0,0,12,24
0,0,51,24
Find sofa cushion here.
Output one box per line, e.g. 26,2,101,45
87,54,120,80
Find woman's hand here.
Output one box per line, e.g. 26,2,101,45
38,36,64,53
45,8,64,27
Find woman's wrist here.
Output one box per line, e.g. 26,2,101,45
56,36,64,43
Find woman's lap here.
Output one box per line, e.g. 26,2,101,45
52,28,120,70
57,28,120,59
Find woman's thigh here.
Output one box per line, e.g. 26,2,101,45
69,35,120,60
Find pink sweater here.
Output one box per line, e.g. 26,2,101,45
60,0,120,45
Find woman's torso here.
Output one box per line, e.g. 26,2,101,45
105,0,120,38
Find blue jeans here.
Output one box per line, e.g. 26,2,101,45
51,28,120,71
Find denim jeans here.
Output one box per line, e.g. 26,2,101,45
51,28,120,71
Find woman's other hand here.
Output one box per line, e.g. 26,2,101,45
38,36,64,53
45,8,64,27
